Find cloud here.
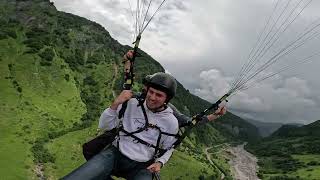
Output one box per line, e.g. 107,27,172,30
194,69,231,101
170,1,188,11
194,68,319,124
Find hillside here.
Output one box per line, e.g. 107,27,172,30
214,113,261,143
0,0,258,179
246,120,320,180
271,120,320,138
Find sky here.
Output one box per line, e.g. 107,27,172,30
51,0,320,124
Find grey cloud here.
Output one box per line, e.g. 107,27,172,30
159,40,168,46
165,1,188,11
100,0,121,9
194,68,320,124
156,14,172,26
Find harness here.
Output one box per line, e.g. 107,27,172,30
116,97,179,160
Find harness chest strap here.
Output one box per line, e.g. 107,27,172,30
116,98,180,159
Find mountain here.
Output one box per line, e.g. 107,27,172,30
214,114,261,143
246,120,320,180
245,118,283,137
244,118,304,137
271,120,320,137
0,0,258,179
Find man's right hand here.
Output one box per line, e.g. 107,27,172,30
110,90,133,110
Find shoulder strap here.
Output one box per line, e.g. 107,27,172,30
118,94,144,119
118,98,181,159
118,100,129,119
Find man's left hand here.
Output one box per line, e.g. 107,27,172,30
207,106,227,121
215,106,227,116
147,162,162,173
123,50,134,61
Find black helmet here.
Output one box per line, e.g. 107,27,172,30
142,74,153,85
148,72,177,101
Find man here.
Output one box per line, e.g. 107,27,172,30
63,72,180,179
82,50,226,163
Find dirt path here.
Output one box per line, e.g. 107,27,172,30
204,146,225,179
34,163,45,180
226,143,260,180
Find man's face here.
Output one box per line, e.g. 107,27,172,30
146,87,167,111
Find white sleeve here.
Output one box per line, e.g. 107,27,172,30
98,104,123,130
155,124,178,165
155,148,175,165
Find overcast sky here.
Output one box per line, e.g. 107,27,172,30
51,0,320,124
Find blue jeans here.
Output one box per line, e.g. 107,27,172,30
62,146,152,180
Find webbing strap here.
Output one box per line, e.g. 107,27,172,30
120,128,163,151
118,100,128,119
117,98,178,158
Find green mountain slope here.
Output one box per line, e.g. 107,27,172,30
0,0,257,179
247,120,320,180
215,113,261,143
272,120,320,138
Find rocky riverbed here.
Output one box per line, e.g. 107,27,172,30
226,143,260,180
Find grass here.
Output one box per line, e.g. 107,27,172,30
0,38,36,180
45,124,97,179
0,32,120,179
291,155,320,180
0,111,34,180
258,155,320,180
161,150,220,180
209,144,233,177
0,37,86,179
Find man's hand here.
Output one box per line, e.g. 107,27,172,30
207,106,227,121
123,50,134,62
146,162,162,173
123,50,134,73
215,106,227,116
110,90,133,110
